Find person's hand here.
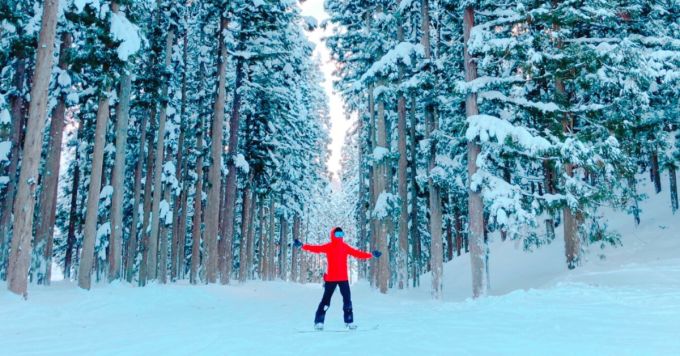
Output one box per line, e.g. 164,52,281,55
372,250,382,258
293,239,303,249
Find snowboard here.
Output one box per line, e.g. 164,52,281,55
296,324,379,333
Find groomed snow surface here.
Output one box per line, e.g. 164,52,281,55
2,178,679,355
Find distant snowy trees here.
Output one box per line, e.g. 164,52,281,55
326,0,679,298
0,0,677,300
0,0,330,297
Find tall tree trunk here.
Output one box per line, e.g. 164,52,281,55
267,198,276,280
446,215,454,261
6,0,59,296
543,161,556,241
368,85,378,288
171,29,190,281
64,128,81,279
238,180,253,282
125,109,149,282
139,110,157,285
77,89,112,290
395,2,409,290
109,65,132,282
147,27,175,282
670,164,678,214
299,217,309,283
422,0,444,299
464,5,488,299
357,114,368,280
190,115,204,284
552,0,580,269
205,17,228,284
291,215,301,283
158,185,170,283
246,192,257,280
0,60,27,275
219,57,245,284
34,33,72,285
409,95,420,287
279,215,288,280
374,81,391,294
650,151,662,193
257,200,265,279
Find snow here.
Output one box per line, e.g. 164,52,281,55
99,185,113,200
361,42,424,82
480,90,560,112
159,199,172,225
73,0,100,13
302,16,318,31
57,69,71,87
0,140,11,162
234,154,250,174
466,114,552,154
0,93,10,124
110,11,141,62
372,146,389,162
1,178,678,354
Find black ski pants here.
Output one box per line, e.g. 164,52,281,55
314,281,353,324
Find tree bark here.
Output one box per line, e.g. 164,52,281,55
267,198,276,280
374,82,390,294
205,17,229,284
464,5,489,299
158,183,170,283
670,164,678,214
279,215,288,280
109,66,132,282
147,27,175,282
552,0,580,269
125,109,149,282
246,192,257,280
409,95,420,287
190,114,204,284
170,28,190,281
422,0,444,299
6,0,59,296
651,151,662,193
219,56,245,284
34,33,72,285
0,60,27,275
64,127,82,279
77,90,111,290
238,180,253,282
139,110,157,285
291,215,301,282
396,4,409,290
257,200,266,279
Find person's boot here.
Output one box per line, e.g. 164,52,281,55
314,323,324,331
345,323,357,330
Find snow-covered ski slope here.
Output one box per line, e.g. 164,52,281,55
2,178,679,355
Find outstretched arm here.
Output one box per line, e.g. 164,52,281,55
347,246,373,260
302,243,329,254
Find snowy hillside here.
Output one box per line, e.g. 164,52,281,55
2,179,678,355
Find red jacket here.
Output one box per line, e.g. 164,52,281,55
302,227,372,282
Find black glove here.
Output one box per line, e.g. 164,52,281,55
372,250,382,258
293,239,303,249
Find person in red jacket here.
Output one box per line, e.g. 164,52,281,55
294,227,381,330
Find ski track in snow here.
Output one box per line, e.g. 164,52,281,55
1,178,679,355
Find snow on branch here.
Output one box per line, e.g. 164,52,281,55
466,114,552,154
361,42,424,82
110,11,141,61
479,91,560,112
455,75,524,94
